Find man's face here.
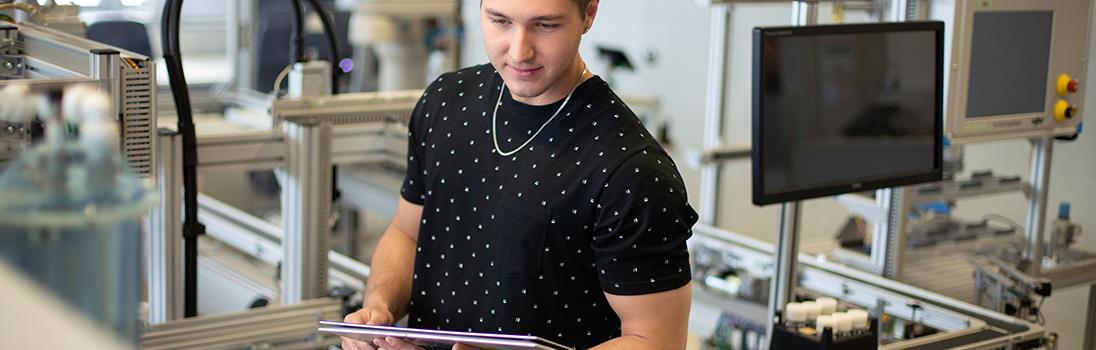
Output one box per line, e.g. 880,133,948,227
481,0,591,105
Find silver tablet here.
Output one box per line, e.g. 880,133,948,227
317,321,574,350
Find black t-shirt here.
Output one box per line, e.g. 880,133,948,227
400,64,697,349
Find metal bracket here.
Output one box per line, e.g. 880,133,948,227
0,55,26,79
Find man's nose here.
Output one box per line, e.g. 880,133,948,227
508,28,535,63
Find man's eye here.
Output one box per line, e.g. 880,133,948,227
538,23,560,30
492,18,510,25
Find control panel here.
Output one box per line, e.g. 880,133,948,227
942,0,1092,142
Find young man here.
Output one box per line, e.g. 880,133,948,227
341,1,697,349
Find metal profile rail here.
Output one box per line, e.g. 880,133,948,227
197,193,370,291
140,298,343,350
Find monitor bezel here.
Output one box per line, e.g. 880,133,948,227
751,22,945,206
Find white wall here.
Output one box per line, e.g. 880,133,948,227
459,1,1096,348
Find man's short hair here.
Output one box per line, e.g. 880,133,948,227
481,0,593,18
574,0,592,17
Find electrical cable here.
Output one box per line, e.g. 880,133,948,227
273,0,305,98
1035,295,1046,325
301,0,342,95
1055,123,1082,141
0,3,46,24
271,63,293,97
983,214,1021,232
159,4,341,318
299,0,343,202
289,0,305,63
161,0,204,318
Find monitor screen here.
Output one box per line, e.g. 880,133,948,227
752,22,944,205
965,11,1054,118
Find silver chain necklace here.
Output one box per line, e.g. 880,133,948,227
492,66,587,157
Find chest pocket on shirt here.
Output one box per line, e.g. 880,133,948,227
492,192,550,279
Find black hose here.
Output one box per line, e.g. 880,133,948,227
289,0,305,63
160,2,341,318
161,0,204,318
300,0,343,202
301,0,342,95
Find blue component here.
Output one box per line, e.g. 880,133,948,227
1059,202,1071,219
916,201,952,216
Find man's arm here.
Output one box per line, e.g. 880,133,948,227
591,282,692,350
362,197,423,320
342,197,423,350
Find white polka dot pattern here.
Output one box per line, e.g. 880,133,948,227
399,64,697,349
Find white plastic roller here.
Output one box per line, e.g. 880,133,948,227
800,301,821,321
830,312,853,333
0,84,38,123
61,86,118,160
815,315,835,332
816,297,838,315
784,303,807,323
846,309,871,330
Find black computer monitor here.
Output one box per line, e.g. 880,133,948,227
752,22,945,206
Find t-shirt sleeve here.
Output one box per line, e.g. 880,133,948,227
592,148,698,296
399,81,437,205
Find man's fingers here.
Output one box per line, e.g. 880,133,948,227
452,343,482,350
344,310,366,323
341,337,377,350
350,308,393,326
373,336,424,350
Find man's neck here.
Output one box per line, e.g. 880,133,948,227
510,60,590,106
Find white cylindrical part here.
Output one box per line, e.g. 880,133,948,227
62,85,94,124
0,84,37,123
847,309,870,330
45,119,64,146
785,303,807,323
374,20,428,91
816,297,838,315
831,312,853,333
801,301,821,320
376,42,428,90
79,89,112,123
815,315,835,332
76,90,118,154
348,14,397,45
839,318,854,333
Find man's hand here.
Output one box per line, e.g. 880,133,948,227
339,308,479,350
340,307,396,350
370,337,480,350
345,306,396,326
370,336,422,350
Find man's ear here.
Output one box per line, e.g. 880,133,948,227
584,0,600,33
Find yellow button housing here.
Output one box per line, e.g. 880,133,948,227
1054,99,1072,122
1057,74,1073,96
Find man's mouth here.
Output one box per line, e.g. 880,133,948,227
510,66,542,78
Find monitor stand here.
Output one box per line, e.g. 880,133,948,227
766,201,802,348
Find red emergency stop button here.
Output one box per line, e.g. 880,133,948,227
1057,74,1076,96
